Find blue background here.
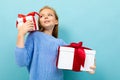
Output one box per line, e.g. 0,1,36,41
0,0,120,80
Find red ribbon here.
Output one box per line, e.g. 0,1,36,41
68,42,91,71
16,12,40,30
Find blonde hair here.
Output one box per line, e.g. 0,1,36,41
38,6,59,38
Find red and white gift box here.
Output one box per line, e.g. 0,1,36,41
16,12,40,31
56,42,96,72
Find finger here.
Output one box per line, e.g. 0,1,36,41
90,66,96,70
29,24,34,27
88,70,95,74
26,20,33,23
25,20,34,25
25,22,34,28
27,26,34,31
27,20,33,24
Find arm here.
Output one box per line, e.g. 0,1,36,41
17,21,34,48
59,39,67,46
15,21,34,66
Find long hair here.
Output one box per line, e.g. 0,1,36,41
38,6,59,38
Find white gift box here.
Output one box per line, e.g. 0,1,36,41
57,46,96,71
16,12,40,31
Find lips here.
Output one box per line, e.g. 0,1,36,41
44,20,50,23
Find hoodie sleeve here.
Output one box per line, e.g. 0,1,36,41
59,39,68,46
15,33,34,67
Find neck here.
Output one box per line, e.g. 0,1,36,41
43,29,53,36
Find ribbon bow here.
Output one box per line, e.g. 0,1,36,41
17,12,40,23
18,12,40,18
68,42,91,71
69,42,82,48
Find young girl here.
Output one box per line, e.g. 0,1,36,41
15,6,96,80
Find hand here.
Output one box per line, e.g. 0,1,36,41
17,20,34,36
88,59,96,74
88,65,96,74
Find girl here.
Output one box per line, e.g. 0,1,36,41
15,6,96,80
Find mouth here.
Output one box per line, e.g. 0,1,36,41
44,20,50,23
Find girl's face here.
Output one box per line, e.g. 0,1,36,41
39,9,58,30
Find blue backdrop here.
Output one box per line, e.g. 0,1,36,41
0,0,120,80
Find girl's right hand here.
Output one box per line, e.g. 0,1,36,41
17,21,34,36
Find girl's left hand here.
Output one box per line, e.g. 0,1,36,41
88,59,96,74
88,65,96,74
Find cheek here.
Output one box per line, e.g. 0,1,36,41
39,19,44,23
51,18,57,23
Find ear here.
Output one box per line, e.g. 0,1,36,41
55,20,58,25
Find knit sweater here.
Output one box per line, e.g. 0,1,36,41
15,31,66,80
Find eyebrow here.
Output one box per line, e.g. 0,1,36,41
40,13,54,16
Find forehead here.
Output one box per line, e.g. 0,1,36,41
40,9,54,14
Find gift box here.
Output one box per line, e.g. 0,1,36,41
56,42,96,72
16,12,40,31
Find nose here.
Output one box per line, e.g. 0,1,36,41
44,15,48,19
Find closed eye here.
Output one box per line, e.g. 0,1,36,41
48,14,53,16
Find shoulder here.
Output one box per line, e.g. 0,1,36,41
29,31,41,36
57,38,67,46
27,31,42,38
